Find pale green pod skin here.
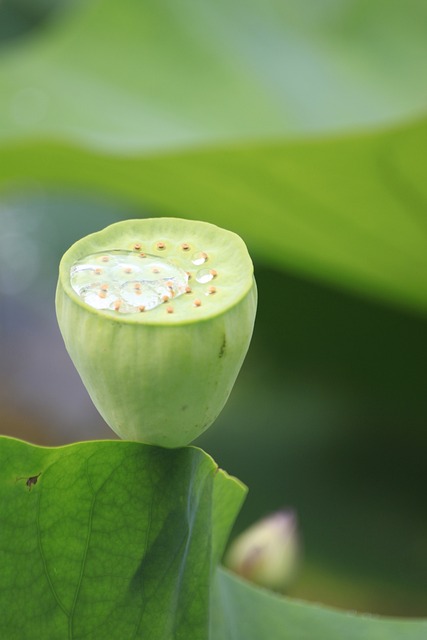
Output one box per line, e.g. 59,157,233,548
56,218,257,447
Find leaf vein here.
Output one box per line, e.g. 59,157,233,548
35,476,70,619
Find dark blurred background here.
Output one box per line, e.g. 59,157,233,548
0,0,73,44
0,0,426,618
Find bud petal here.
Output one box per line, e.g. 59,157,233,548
56,218,257,447
225,510,299,592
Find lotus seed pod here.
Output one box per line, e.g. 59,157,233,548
224,510,299,592
56,218,257,447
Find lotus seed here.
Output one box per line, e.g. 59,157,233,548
193,299,202,307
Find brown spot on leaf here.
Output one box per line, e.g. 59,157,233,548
16,472,42,491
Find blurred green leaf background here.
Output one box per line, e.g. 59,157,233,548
0,0,426,618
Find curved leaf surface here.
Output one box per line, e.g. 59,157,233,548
212,569,427,640
0,0,426,149
0,437,245,639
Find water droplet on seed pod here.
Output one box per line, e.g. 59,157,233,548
195,268,215,284
191,251,208,266
70,250,188,313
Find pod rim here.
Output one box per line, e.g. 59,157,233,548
57,217,255,326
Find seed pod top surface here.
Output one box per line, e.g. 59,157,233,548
59,217,254,324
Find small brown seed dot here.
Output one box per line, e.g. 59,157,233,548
134,243,142,250
207,286,217,294
185,286,192,294
152,267,160,274
186,272,192,279
139,252,147,258
156,241,166,250
98,291,107,299
100,283,109,291
162,295,170,303
166,306,174,314
181,243,190,251
210,269,217,278
124,267,132,274
101,256,109,262
94,268,102,275
193,299,202,307
134,282,142,290
138,305,146,312
114,300,122,311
